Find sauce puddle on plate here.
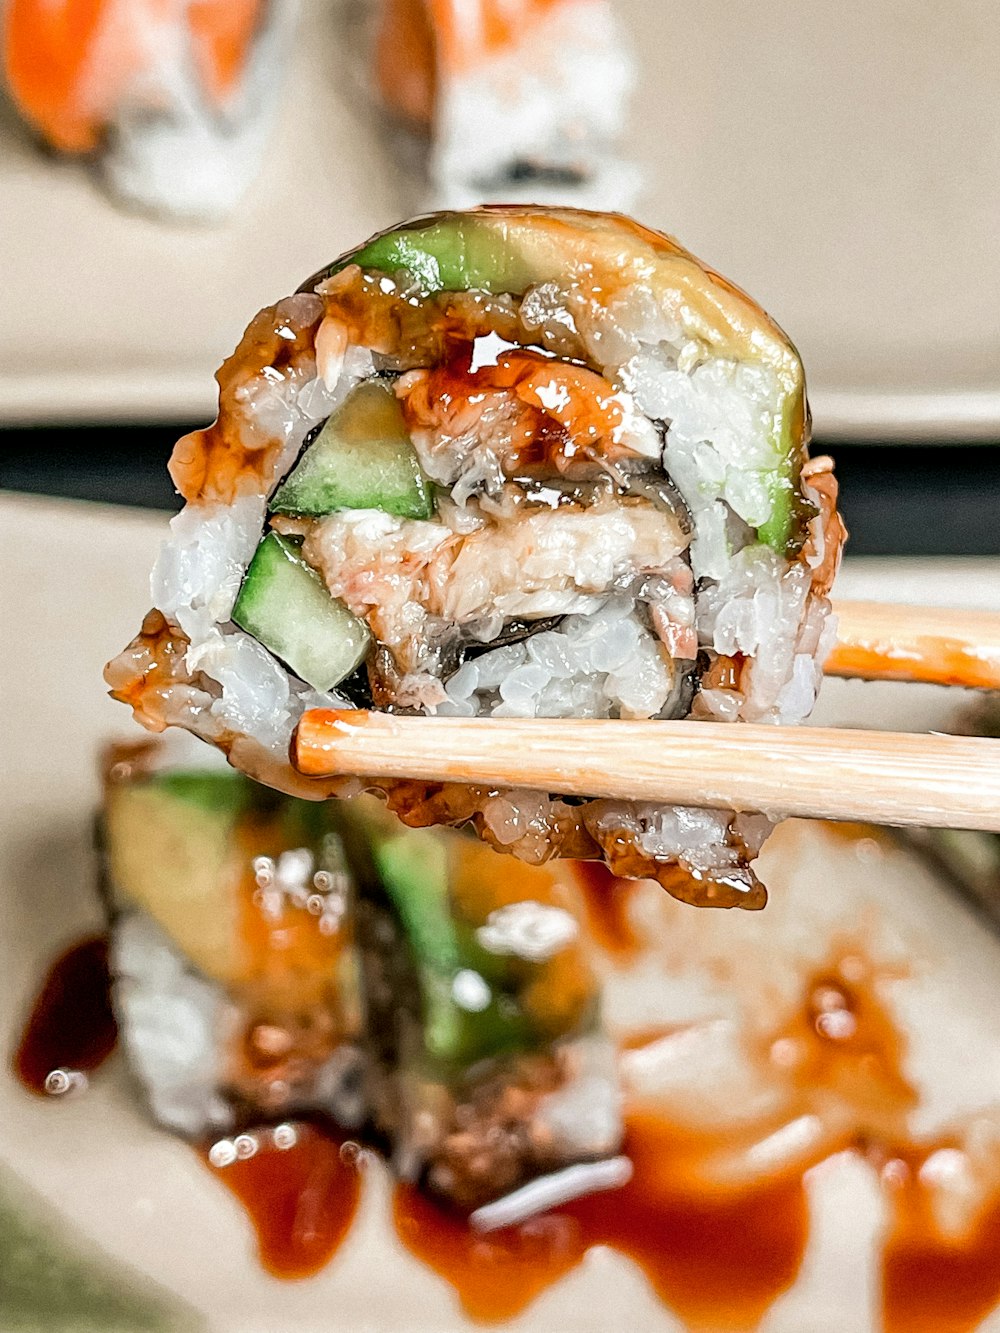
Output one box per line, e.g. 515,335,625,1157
201,1123,364,1279
15,921,1000,1331
394,1112,809,1328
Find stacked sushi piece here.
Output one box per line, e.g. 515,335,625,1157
343,804,621,1209
100,739,365,1136
100,740,623,1215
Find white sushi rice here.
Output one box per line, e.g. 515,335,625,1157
111,908,370,1136
99,1,300,222
111,912,232,1137
583,802,775,887
428,0,637,210
153,495,264,645
146,325,379,756
438,596,676,720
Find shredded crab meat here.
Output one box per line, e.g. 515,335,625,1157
300,498,690,676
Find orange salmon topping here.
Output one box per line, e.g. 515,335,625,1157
4,0,124,151
188,0,264,107
4,0,264,152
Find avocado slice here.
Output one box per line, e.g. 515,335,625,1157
232,532,370,693
348,215,537,296
102,771,253,985
271,380,433,520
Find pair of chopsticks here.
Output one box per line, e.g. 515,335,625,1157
291,599,1000,833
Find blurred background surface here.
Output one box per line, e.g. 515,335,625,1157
1,0,998,553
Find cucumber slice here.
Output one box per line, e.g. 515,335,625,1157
271,381,433,519
366,821,531,1066
232,532,370,692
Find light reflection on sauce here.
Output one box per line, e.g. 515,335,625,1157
768,949,915,1131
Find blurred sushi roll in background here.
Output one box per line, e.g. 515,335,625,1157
345,804,623,1212
370,0,639,209
99,738,623,1215
99,736,366,1136
2,0,298,221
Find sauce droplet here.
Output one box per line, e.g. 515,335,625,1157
202,1121,363,1279
573,861,643,960
14,936,117,1097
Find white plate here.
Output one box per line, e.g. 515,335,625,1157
1,1,998,438
4,491,1000,1331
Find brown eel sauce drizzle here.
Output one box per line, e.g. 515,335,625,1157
573,861,644,961
14,936,117,1096
14,916,1000,1329
201,1124,363,1280
394,1113,808,1328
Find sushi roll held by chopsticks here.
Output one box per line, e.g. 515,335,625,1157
106,207,846,911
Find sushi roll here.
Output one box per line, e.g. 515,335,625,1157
345,803,623,1211
99,739,623,1214
100,738,366,1136
106,207,846,909
2,0,297,220
371,0,638,208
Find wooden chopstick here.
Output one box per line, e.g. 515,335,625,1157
828,600,1000,689
292,711,1000,833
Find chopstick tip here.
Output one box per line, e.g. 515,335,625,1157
292,707,373,775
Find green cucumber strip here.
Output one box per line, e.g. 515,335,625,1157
368,825,530,1065
272,381,432,519
232,532,370,693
